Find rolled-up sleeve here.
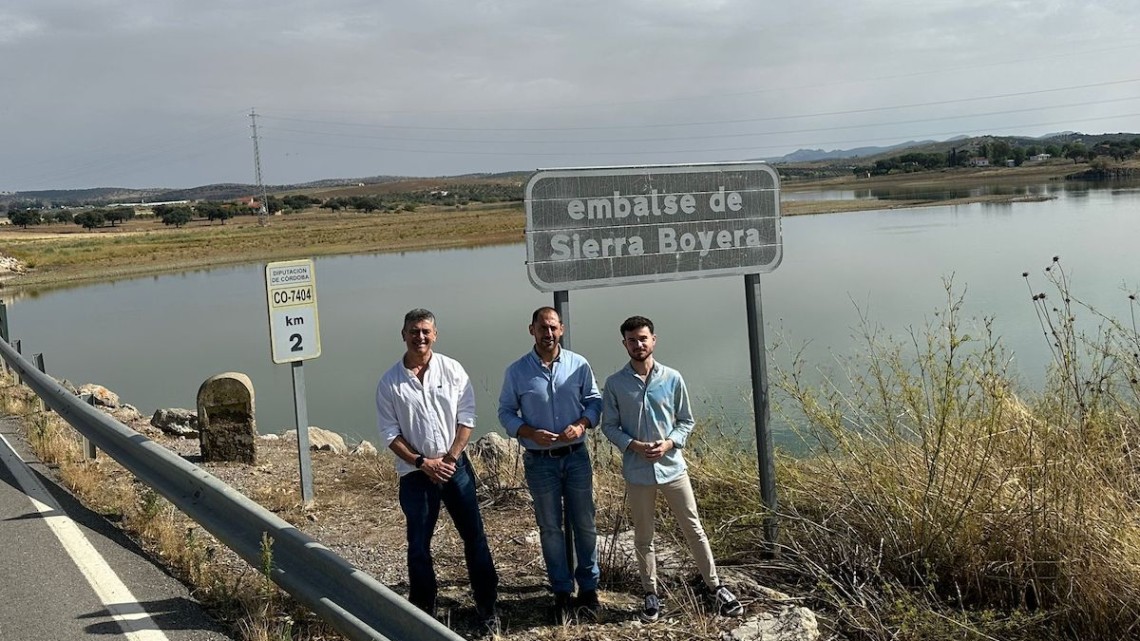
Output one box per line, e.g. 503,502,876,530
455,366,476,428
376,380,401,447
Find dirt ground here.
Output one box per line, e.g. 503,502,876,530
110,419,785,641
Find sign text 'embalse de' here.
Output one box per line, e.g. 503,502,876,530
525,163,781,291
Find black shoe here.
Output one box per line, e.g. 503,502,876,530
639,592,661,623
552,592,573,623
476,604,500,637
575,589,600,612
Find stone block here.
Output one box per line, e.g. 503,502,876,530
197,372,256,464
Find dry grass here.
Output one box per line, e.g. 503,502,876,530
762,267,1140,640
1,204,524,292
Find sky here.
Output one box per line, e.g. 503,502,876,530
2,0,1139,191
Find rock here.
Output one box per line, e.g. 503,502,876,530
78,383,120,409
112,403,142,423
282,427,348,454
350,440,378,456
259,433,280,441
0,254,27,274
151,408,200,438
721,606,819,641
468,433,524,492
598,529,684,582
469,432,518,467
55,378,80,396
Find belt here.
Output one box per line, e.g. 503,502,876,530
526,441,584,458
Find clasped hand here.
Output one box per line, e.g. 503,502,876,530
632,439,672,461
531,422,584,446
422,456,457,483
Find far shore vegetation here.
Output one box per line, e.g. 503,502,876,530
2,153,1137,294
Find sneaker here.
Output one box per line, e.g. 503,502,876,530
575,588,600,614
639,592,661,623
715,585,743,617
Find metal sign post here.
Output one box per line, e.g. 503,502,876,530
265,259,322,504
551,289,576,574
745,273,778,546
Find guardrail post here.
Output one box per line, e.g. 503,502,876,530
12,339,21,384
33,353,47,414
83,395,98,460
0,300,8,344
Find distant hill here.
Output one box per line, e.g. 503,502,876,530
4,133,1138,207
769,140,938,163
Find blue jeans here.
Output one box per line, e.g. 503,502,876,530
523,445,600,594
398,454,498,614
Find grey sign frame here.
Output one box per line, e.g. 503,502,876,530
525,161,781,292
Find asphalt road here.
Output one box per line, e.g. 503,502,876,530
0,415,235,641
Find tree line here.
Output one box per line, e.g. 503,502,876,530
855,137,1140,177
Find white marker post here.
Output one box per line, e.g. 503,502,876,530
266,259,322,504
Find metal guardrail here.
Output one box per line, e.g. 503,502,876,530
0,335,467,641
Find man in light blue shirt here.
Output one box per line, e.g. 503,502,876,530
498,306,603,620
601,315,743,623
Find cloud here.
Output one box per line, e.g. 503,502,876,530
2,0,1139,190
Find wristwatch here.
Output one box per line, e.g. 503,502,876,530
414,455,425,469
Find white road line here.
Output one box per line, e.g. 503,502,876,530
0,433,172,641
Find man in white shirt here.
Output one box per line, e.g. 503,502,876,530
376,308,498,633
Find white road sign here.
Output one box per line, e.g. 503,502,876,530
265,259,321,363
525,162,781,291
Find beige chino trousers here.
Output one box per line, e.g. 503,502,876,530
627,472,719,595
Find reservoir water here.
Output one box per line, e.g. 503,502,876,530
5,183,1139,448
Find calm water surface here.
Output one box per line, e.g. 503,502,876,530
6,184,1139,448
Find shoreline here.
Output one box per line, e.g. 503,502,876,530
0,163,1119,295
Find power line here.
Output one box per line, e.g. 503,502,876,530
258,78,1140,133
258,110,1140,159
263,39,1140,118
258,96,1140,147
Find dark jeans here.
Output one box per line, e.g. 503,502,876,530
522,445,600,594
398,454,498,614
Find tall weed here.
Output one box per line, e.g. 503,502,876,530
768,273,1140,639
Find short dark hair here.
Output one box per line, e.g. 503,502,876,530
531,306,561,325
403,308,436,331
620,315,654,336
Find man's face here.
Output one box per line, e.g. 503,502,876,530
622,326,656,362
529,311,563,353
401,319,437,356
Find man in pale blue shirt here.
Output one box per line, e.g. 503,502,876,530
601,315,743,623
498,306,603,620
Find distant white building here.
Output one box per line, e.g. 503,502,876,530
1030,153,1052,162
970,157,990,167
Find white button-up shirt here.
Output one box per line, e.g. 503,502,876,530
376,352,476,477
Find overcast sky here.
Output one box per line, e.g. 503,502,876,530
2,0,1138,191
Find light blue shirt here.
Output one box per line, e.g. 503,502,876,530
601,360,694,485
497,348,603,450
